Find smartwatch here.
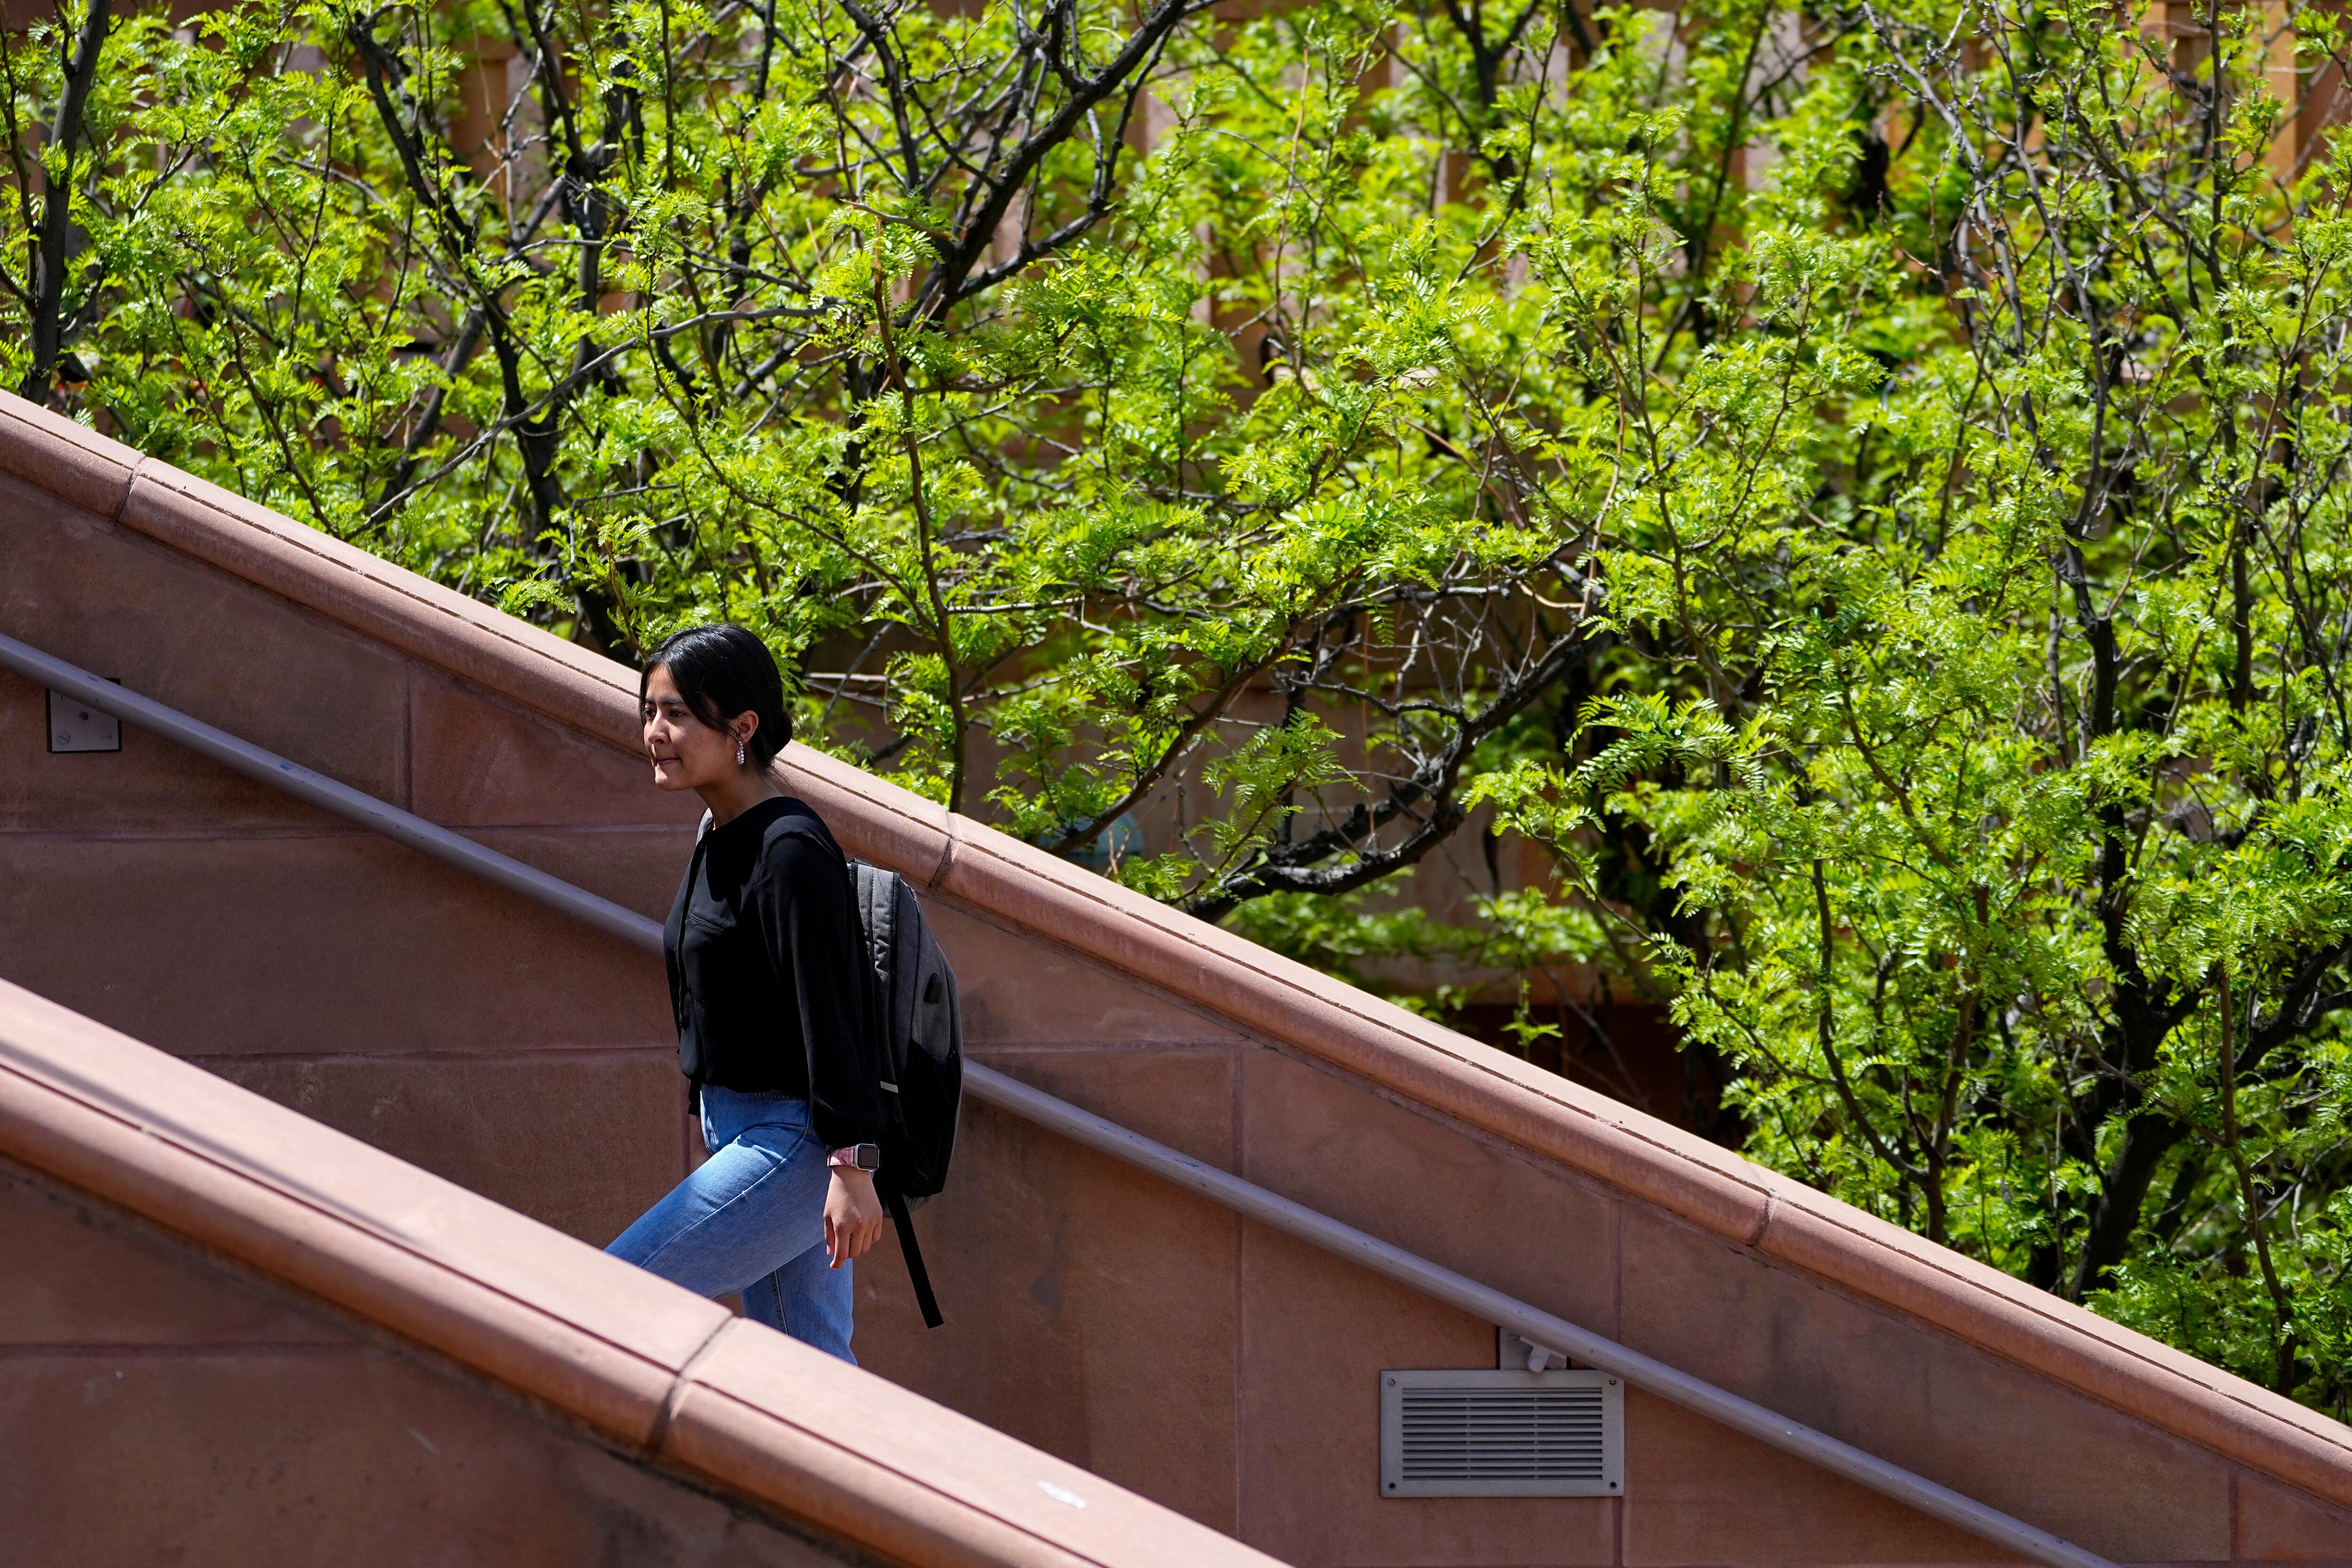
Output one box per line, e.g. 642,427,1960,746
827,1142,882,1172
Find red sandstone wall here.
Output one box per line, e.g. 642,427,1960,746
0,972,1288,1568
0,1156,856,1566
4,420,2351,1564
0,462,696,1244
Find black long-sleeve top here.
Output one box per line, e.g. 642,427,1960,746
663,796,882,1150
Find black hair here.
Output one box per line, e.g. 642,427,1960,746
639,624,793,768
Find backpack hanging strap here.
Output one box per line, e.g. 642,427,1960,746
884,1185,943,1329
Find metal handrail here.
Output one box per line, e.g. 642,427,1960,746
0,629,2116,1568
6,633,651,949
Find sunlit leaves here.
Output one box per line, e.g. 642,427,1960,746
18,0,2352,1413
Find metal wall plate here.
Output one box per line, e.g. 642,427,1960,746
1381,1368,1623,1498
48,685,121,753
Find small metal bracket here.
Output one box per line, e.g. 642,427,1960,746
1501,1328,1569,1372
48,684,121,753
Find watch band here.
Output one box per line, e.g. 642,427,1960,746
828,1142,882,1172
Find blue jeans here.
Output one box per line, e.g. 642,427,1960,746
606,1086,855,1363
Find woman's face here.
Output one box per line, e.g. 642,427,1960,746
642,664,752,791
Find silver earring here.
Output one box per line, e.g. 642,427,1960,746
736,739,747,766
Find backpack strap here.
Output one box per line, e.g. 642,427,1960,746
854,861,895,1009
883,1185,943,1329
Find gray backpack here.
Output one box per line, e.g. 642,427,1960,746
847,859,963,1328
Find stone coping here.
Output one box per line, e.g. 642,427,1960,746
0,977,1284,1568
6,390,2351,1511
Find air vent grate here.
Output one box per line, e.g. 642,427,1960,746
1381,1369,1624,1497
1401,1385,1604,1480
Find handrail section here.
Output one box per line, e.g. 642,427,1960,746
0,629,2115,1568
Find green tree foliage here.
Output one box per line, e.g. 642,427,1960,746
1462,0,2352,1415
0,0,1596,918
10,0,2352,1414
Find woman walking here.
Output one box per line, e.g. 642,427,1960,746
607,623,887,1363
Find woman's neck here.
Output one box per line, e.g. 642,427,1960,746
698,769,784,828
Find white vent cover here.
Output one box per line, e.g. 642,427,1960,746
1380,1369,1624,1498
